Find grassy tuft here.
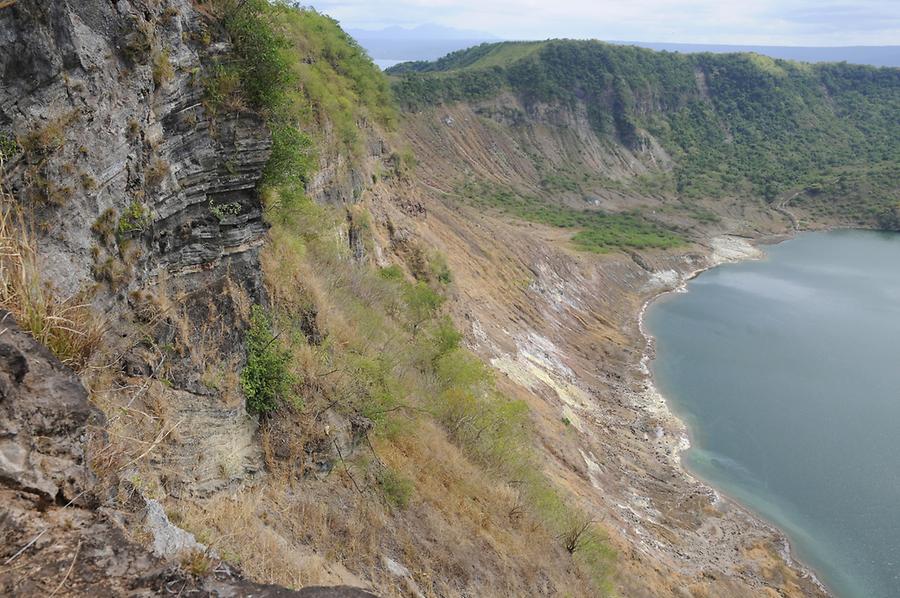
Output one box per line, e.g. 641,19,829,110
376,467,414,509
117,201,151,239
152,48,175,87
0,191,103,371
18,111,78,157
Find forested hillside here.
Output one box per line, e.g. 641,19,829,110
390,41,900,219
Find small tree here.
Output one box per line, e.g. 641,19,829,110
877,203,900,231
240,305,294,414
561,517,596,554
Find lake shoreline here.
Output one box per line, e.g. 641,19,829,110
636,232,835,597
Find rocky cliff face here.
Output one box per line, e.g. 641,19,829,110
0,0,275,498
0,0,270,297
0,2,388,594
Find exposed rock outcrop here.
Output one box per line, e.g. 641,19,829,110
0,0,273,497
0,0,270,297
0,312,102,504
0,311,375,596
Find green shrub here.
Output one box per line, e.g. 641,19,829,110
429,252,452,285
389,149,417,180
876,202,900,231
208,199,242,222
210,0,314,190
0,135,18,162
202,65,243,115
403,281,443,326
429,316,462,361
240,305,294,414
213,1,396,190
376,467,413,509
262,122,315,188
378,264,405,281
219,0,293,113
117,201,151,238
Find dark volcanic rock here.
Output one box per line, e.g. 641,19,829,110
0,310,104,504
0,0,275,496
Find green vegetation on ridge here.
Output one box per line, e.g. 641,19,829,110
391,41,900,212
388,41,547,74
210,0,396,189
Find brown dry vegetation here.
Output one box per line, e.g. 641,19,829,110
161,184,614,596
103,5,615,593
174,424,604,595
0,4,617,595
0,153,103,371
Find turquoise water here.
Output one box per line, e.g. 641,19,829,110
645,230,900,598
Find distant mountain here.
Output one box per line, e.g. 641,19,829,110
353,23,900,70
391,39,900,204
348,23,498,68
614,41,900,68
349,23,499,41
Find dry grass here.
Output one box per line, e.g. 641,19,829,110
18,111,79,156
0,169,103,371
374,424,599,596
172,417,599,597
172,486,364,589
145,157,170,188
193,193,611,596
152,49,175,87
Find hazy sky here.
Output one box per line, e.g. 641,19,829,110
313,0,900,45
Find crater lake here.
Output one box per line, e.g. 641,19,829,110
646,229,900,598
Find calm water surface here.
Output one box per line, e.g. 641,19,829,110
646,230,900,598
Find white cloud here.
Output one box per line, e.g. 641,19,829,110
312,0,900,45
